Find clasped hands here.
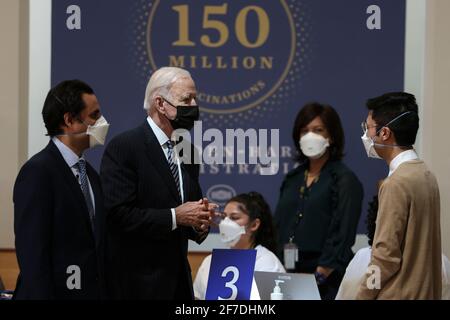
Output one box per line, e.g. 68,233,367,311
175,198,218,232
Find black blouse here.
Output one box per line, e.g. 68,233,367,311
274,160,364,273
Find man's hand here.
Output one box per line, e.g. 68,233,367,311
198,198,218,231
175,199,217,231
200,198,218,218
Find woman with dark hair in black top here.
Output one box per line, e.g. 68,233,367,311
274,102,364,300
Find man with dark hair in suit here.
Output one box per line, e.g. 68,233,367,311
13,80,110,299
100,67,215,300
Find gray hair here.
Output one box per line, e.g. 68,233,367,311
143,67,191,110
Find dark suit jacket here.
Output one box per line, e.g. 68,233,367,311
13,141,107,299
100,121,207,300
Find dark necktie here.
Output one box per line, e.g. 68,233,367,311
74,159,95,231
166,140,181,199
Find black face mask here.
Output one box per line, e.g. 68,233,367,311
163,97,199,130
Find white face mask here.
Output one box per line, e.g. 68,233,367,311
299,132,330,159
219,217,246,247
57,116,110,148
85,116,110,148
361,130,382,159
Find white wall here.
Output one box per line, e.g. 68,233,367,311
0,0,50,248
0,0,28,249
421,0,450,258
28,0,52,158
403,0,450,258
404,0,426,156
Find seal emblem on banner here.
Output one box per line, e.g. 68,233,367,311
206,184,237,207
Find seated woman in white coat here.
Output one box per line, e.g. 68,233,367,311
194,192,285,300
336,195,450,300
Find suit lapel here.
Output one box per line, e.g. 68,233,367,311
180,164,190,203
141,122,182,204
47,141,95,241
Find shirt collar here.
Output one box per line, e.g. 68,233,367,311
388,149,419,176
52,137,84,168
147,116,170,146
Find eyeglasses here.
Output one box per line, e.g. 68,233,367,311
361,121,378,134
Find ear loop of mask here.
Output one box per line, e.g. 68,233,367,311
45,94,66,137
162,96,177,108
52,93,70,108
162,96,199,109
372,111,415,148
51,93,89,137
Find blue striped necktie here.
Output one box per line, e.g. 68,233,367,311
166,140,181,199
74,159,95,231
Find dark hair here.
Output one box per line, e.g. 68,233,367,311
227,192,278,254
42,80,95,137
366,92,419,146
366,195,378,246
292,102,345,162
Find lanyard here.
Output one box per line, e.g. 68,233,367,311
288,169,318,242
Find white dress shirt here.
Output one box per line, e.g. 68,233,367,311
147,116,184,231
335,247,450,300
335,247,371,300
52,137,95,212
388,149,419,177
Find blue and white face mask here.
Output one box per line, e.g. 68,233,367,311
361,111,414,159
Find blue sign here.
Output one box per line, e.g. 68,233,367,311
205,249,257,300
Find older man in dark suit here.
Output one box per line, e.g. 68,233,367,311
100,67,215,300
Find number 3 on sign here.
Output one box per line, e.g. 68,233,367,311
218,266,239,300
205,249,257,300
